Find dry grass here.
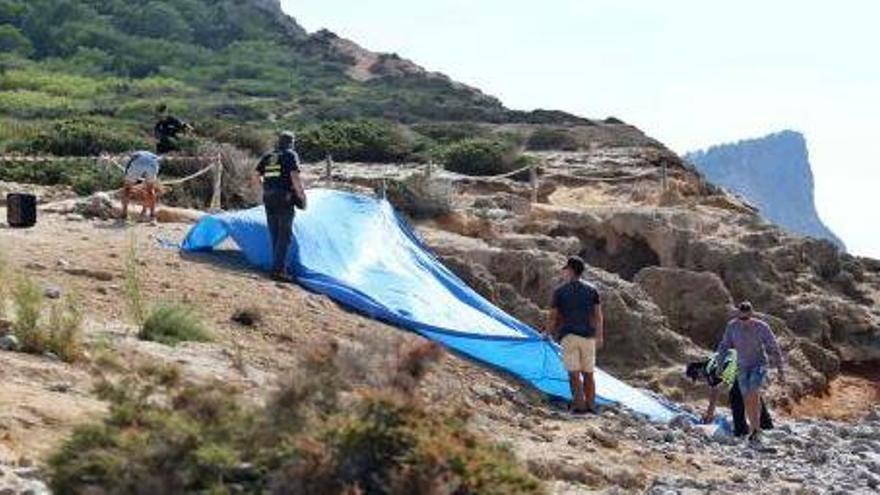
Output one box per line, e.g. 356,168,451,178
124,235,146,327
46,294,84,362
139,303,212,346
8,273,84,362
12,275,44,352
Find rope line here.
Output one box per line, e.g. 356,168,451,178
0,153,219,163
0,153,221,188
158,161,217,186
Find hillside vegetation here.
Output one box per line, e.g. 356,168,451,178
0,0,591,165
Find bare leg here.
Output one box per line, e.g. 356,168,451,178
744,391,761,436
121,183,132,219
569,372,586,411
584,372,596,411
146,182,157,220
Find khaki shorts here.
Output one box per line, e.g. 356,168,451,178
561,335,596,373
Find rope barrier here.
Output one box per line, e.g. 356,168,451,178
0,153,221,188
0,153,219,163
552,169,659,183
157,160,218,187
488,162,535,179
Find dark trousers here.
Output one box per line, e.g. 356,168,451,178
730,380,774,436
156,138,177,155
264,189,295,274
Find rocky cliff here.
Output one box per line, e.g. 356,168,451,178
302,133,880,409
685,131,845,249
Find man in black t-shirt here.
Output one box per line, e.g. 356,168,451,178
546,256,604,414
154,104,192,155
255,131,307,282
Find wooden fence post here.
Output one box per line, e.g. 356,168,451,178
210,154,223,211
325,154,333,179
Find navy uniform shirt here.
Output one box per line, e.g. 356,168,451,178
154,116,186,140
257,148,301,191
551,280,601,338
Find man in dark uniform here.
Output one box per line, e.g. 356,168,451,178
154,104,192,155
546,256,604,414
255,131,307,282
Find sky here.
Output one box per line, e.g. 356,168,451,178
284,0,880,258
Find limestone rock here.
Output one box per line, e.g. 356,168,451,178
634,267,733,349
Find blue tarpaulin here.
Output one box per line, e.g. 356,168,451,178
181,189,681,422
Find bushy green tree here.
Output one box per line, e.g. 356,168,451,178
297,120,414,163
442,138,523,176
0,1,27,26
27,117,147,156
0,24,31,56
526,127,579,151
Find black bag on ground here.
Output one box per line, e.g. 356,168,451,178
6,193,37,228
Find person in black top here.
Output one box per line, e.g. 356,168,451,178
546,256,604,414
154,104,192,155
255,131,307,282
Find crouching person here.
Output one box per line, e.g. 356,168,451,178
121,150,162,223
547,256,604,414
686,353,774,436
255,131,307,282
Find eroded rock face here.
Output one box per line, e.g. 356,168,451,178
634,267,733,349
340,145,879,404
421,227,701,376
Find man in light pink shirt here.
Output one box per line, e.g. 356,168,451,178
716,301,786,443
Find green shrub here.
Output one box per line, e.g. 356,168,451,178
26,118,147,156
9,274,84,362
12,276,43,352
0,118,45,151
139,304,211,346
0,25,33,57
0,157,121,194
411,122,489,144
297,120,414,163
526,127,579,151
0,90,78,119
0,68,116,98
204,123,272,156
46,294,84,363
49,344,544,495
441,138,523,176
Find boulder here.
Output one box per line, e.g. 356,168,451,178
786,305,831,341
0,335,19,352
43,285,62,300
802,238,842,280
634,267,733,349
428,229,700,374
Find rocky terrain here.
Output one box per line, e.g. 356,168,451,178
686,131,845,249
308,143,879,406
1,126,879,493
